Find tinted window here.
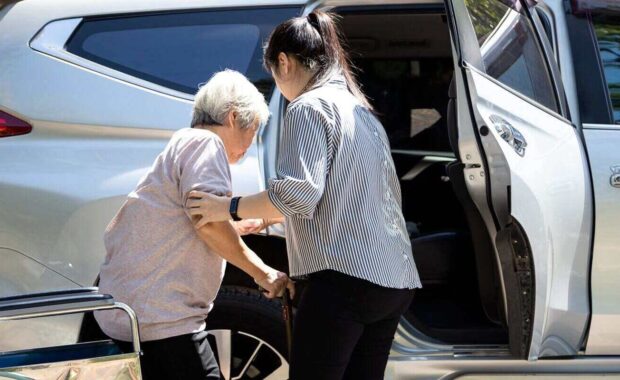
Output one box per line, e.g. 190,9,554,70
579,1,620,124
567,1,620,124
464,0,559,112
67,7,301,96
594,21,620,123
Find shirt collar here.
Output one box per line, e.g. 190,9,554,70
325,73,348,90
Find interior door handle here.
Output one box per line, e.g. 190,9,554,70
489,115,527,157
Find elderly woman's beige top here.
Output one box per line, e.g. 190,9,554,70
95,128,231,342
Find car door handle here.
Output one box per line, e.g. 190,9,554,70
489,115,527,157
612,166,620,188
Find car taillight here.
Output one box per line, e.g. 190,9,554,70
0,111,32,138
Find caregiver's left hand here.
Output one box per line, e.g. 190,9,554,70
186,191,231,229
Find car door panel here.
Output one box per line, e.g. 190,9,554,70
464,68,591,358
556,0,620,355
446,0,593,359
583,127,620,355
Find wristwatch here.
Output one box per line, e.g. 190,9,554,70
229,196,242,221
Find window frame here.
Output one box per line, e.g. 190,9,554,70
62,5,302,100
457,0,569,120
527,4,571,119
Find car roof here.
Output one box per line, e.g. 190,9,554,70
6,0,307,20
1,0,308,47
319,0,442,7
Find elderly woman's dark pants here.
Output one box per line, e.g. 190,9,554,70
113,331,220,380
290,270,415,380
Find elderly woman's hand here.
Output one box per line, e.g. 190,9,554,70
234,218,286,235
234,219,266,236
187,191,232,229
255,271,296,299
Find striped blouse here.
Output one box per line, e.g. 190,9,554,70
267,75,421,289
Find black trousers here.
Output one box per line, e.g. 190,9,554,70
113,331,220,380
290,270,415,380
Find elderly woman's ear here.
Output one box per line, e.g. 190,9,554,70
224,110,237,129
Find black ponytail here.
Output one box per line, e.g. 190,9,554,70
263,10,373,110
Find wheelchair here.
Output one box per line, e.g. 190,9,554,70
0,288,141,380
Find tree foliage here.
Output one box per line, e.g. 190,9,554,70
464,0,509,45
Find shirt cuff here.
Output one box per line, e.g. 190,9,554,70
267,178,296,217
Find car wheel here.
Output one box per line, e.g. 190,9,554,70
207,286,289,380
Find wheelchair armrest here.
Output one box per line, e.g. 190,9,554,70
0,289,140,353
0,292,113,319
0,287,99,302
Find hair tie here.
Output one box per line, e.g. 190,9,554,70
307,12,320,31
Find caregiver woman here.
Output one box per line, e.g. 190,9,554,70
187,10,421,380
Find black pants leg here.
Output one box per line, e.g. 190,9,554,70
113,331,220,380
289,270,415,380
341,315,404,379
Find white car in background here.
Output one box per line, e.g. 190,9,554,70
1,0,619,378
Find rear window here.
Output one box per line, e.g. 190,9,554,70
568,0,620,124
463,0,559,113
67,7,301,96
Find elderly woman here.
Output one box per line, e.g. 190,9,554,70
94,70,293,380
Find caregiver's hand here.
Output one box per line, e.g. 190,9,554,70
186,191,231,229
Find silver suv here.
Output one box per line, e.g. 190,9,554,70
1,0,619,378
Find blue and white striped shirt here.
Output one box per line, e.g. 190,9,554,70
268,75,421,289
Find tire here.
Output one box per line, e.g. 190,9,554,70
207,286,290,379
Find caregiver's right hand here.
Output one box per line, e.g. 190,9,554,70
186,190,231,229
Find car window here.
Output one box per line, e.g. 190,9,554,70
576,1,620,123
463,0,559,112
566,1,620,124
593,22,620,123
67,7,301,97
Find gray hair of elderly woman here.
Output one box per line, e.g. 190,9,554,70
192,70,270,129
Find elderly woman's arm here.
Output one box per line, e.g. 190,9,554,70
187,190,282,228
187,103,329,227
196,220,294,298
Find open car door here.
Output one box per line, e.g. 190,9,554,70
445,0,593,359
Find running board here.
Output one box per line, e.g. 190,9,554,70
386,356,620,379
394,319,510,357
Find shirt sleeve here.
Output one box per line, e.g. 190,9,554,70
175,135,232,220
268,102,330,219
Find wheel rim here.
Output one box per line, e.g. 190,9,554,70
206,329,289,380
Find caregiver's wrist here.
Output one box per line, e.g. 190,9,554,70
229,196,242,221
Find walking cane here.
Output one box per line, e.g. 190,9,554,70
281,288,293,360
257,286,293,359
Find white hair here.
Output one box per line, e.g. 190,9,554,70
192,70,270,129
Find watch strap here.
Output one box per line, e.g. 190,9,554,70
229,196,242,221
